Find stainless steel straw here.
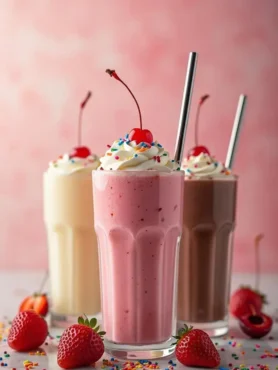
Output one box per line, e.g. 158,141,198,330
174,52,198,164
225,94,247,169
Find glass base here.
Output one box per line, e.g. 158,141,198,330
50,312,101,328
177,319,228,337
104,337,175,360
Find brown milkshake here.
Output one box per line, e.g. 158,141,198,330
177,94,238,336
178,175,237,336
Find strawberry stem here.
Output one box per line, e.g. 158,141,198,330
78,91,92,147
106,69,142,130
194,95,209,146
254,234,264,291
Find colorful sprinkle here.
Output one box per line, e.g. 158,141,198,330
115,156,120,160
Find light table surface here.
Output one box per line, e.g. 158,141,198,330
1,271,278,370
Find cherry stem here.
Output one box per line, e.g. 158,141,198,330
106,69,142,130
38,270,48,295
78,91,92,147
194,94,210,146
254,234,264,291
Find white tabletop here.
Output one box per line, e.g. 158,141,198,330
1,271,278,370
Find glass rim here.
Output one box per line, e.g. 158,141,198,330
44,171,93,177
184,175,238,181
92,169,185,177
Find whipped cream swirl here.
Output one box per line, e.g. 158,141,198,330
48,153,100,175
99,138,179,172
183,152,233,178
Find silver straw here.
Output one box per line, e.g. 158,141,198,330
174,52,198,164
225,94,247,169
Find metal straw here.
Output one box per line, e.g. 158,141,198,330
225,94,247,169
174,52,198,164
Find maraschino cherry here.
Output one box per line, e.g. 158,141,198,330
70,91,92,158
106,69,153,144
187,94,210,157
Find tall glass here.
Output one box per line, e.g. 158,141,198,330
93,170,184,359
43,172,101,327
178,177,237,337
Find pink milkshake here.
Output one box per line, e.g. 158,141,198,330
94,171,183,344
93,70,184,359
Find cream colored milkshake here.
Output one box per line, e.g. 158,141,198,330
44,152,101,327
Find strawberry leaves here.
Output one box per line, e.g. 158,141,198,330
77,315,106,339
172,324,193,345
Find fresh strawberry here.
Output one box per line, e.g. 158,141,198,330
19,293,48,317
230,286,265,318
174,324,220,368
57,316,105,369
8,310,48,352
230,234,267,318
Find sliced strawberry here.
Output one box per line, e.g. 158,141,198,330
8,310,48,352
57,316,105,369
19,293,48,317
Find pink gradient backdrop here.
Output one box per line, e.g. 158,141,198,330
0,0,277,272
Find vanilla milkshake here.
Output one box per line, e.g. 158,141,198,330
93,136,184,359
178,151,237,337
44,151,101,327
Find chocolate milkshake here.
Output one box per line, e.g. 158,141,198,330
178,151,237,337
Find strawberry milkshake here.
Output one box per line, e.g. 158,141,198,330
93,70,184,359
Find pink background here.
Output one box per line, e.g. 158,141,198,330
0,0,277,272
